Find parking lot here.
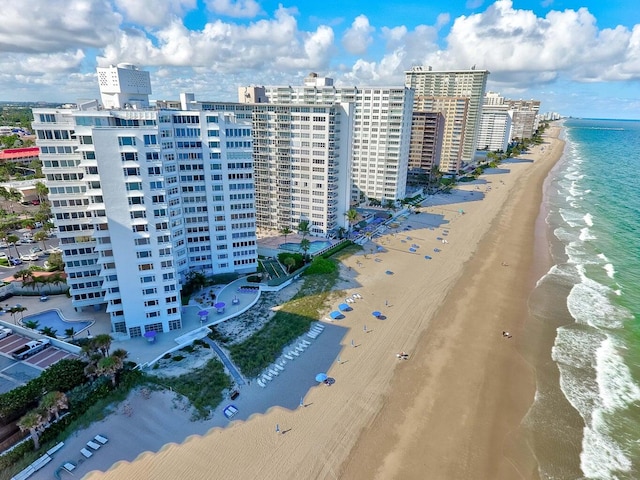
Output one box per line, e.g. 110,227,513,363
0,226,60,273
0,332,78,393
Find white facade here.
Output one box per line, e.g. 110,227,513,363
97,63,152,109
262,78,414,204
33,76,257,339
405,67,489,172
477,107,512,152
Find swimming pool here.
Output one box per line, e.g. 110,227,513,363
279,240,333,254
22,310,92,337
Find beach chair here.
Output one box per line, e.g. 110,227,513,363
86,440,101,451
275,363,284,371
301,340,311,346
94,434,108,445
294,347,303,354
284,353,294,360
257,379,266,388
315,323,325,330
80,448,93,458
268,368,279,376
298,342,307,350
63,462,76,473
290,349,300,357
279,359,287,366
263,372,273,380
307,332,318,339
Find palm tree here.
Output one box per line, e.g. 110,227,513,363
345,209,358,232
97,354,124,387
94,334,113,357
48,272,66,292
22,319,39,330
300,238,311,262
39,391,68,422
283,256,296,273
13,268,33,285
12,306,28,324
33,230,48,252
34,182,49,204
6,234,20,258
40,326,57,338
17,410,46,449
279,226,293,243
64,327,76,340
7,188,21,214
298,220,310,238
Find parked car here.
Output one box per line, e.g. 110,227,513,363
0,241,7,249
0,327,12,340
21,238,35,244
34,221,43,228
0,252,7,259
30,247,43,255
9,257,22,266
19,254,39,262
31,200,40,205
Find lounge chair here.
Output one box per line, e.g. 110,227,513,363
291,349,300,357
263,372,272,380
284,353,294,360
86,440,101,451
268,368,279,376
301,340,311,346
315,324,325,330
274,364,284,371
94,434,108,445
257,379,266,388
298,342,307,350
63,462,76,473
80,448,93,458
307,333,318,339
279,359,287,366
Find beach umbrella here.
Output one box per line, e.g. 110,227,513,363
385,270,394,275
214,302,226,309
434,248,441,253
409,248,416,253
329,311,345,320
372,311,381,318
338,303,351,312
424,255,432,260
144,330,157,338
198,310,209,317
315,373,328,382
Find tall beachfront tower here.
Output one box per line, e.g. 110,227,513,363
405,67,489,174
258,74,414,205
200,101,352,237
33,67,257,339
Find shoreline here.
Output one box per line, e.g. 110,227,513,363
64,127,565,480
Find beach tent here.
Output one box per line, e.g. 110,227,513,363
338,303,352,312
329,311,345,320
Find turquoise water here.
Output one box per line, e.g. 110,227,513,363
532,119,640,479
23,309,92,336
279,240,332,254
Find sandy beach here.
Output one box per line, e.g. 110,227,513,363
33,127,564,480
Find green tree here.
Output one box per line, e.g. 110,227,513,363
17,409,45,450
39,391,68,422
22,318,38,330
7,233,20,258
298,220,310,238
300,238,311,262
11,306,28,324
40,326,57,338
64,327,76,340
283,256,296,273
345,208,358,232
34,181,49,204
93,334,113,357
279,226,293,243
96,354,124,387
46,252,64,271
33,230,48,252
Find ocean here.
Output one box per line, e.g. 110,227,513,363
524,119,640,479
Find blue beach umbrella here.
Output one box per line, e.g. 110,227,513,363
315,373,328,382
372,311,382,318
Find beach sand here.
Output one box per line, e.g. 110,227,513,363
77,127,565,480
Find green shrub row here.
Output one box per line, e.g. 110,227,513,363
0,359,87,422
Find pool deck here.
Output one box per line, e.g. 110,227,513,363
0,277,261,367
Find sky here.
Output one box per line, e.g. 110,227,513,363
2,0,640,119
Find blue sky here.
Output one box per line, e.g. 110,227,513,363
2,0,640,118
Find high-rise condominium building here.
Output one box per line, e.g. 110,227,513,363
33,65,257,339
407,111,444,185
405,67,489,173
191,101,352,237
256,73,414,204
477,107,513,152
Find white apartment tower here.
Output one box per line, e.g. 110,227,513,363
258,74,414,204
33,65,257,339
405,67,489,173
200,101,352,237
478,107,513,152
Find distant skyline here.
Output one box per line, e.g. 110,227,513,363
2,0,640,119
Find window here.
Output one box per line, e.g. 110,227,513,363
118,136,136,146
144,134,157,145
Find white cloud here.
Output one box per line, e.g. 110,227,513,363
115,0,197,27
0,0,122,53
205,0,262,18
341,15,374,55
423,0,640,86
